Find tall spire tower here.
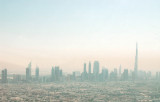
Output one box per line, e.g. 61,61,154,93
134,43,138,79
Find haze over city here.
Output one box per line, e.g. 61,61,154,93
1,0,160,102
0,0,160,75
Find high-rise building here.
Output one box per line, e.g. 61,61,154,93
35,66,39,80
1,69,7,83
55,66,60,81
93,61,99,81
13,74,21,82
82,63,88,81
119,65,121,76
114,68,117,75
28,62,32,78
59,69,63,77
93,61,99,75
123,69,128,81
134,43,138,79
83,63,87,73
51,67,55,81
88,62,92,81
26,68,30,81
26,62,32,81
51,66,63,82
88,62,91,74
101,68,108,81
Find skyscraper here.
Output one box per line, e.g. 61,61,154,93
88,62,92,81
1,69,7,83
26,68,30,81
55,66,60,81
51,67,55,81
114,68,118,80
35,66,39,80
93,61,99,75
119,65,121,76
26,62,32,81
123,69,128,81
83,63,87,73
93,61,99,81
88,62,91,74
101,68,108,81
134,43,138,79
28,62,31,77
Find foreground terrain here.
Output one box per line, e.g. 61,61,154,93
0,81,160,102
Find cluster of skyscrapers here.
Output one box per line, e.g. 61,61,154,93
1,69,7,83
0,44,156,83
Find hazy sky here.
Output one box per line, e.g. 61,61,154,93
0,0,160,75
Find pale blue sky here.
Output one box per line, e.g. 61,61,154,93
0,0,160,74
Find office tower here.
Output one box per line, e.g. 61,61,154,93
51,66,63,82
35,66,39,80
82,63,87,81
13,74,21,82
28,62,32,78
72,72,76,80
93,61,99,81
114,68,118,80
101,68,108,81
1,69,7,83
114,68,117,75
26,62,32,81
147,71,151,79
59,69,63,81
84,63,87,73
55,66,60,81
51,67,55,81
110,71,115,81
59,69,63,77
26,68,30,81
119,65,121,76
88,62,91,74
134,43,138,79
93,61,99,75
26,62,32,80
123,69,128,81
88,62,92,81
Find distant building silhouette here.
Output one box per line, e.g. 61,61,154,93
83,63,87,74
35,66,39,80
1,69,7,83
88,62,91,74
123,69,128,81
55,66,60,81
93,61,99,81
88,62,92,81
134,43,138,80
81,63,88,81
119,65,121,77
26,62,32,81
51,67,55,81
101,68,108,81
114,68,118,80
26,68,30,81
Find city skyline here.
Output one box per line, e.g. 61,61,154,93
1,0,160,101
0,43,155,83
0,0,160,74
0,43,157,77
0,43,159,75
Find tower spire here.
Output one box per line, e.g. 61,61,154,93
134,43,138,79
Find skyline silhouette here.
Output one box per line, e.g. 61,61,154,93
0,43,159,75
1,0,160,74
